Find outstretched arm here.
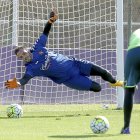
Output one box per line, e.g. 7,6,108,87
30,11,58,52
43,11,58,36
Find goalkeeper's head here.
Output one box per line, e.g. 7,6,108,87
15,46,32,63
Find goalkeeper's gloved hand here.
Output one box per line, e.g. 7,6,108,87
48,11,58,24
5,78,20,89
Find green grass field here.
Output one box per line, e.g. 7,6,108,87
0,104,139,140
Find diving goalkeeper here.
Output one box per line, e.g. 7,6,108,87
5,11,123,92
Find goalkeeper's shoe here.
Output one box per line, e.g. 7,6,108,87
120,127,130,134
110,80,124,87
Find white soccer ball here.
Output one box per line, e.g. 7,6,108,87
7,104,23,118
90,116,109,134
102,104,109,109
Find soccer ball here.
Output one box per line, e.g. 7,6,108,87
90,116,109,134
102,104,109,109
7,104,23,118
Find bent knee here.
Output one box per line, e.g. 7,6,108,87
90,83,101,92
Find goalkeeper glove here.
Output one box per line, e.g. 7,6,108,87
48,11,58,24
5,78,20,89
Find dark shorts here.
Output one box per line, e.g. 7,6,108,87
125,47,140,88
63,59,93,90
63,75,93,90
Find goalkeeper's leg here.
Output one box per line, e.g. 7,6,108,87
90,64,115,83
63,75,101,92
89,81,101,92
74,59,123,87
90,64,123,87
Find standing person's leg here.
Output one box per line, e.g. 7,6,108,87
121,47,140,134
121,87,135,134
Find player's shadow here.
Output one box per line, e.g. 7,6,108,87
0,114,82,119
16,114,84,119
49,133,120,138
0,117,10,119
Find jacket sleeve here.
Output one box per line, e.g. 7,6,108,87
43,22,52,36
19,74,32,86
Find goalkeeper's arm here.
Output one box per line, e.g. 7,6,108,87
19,74,32,86
43,11,58,36
5,74,32,89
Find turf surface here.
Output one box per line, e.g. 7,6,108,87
0,104,139,140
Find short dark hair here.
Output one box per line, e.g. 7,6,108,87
14,46,24,55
